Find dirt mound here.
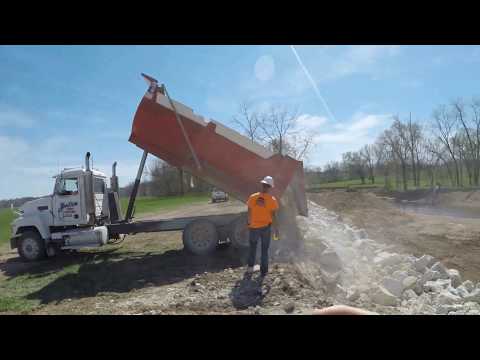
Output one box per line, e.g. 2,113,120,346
437,191,480,210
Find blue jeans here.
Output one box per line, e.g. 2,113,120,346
247,225,271,275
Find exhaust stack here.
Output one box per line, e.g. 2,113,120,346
110,161,119,194
84,152,96,224
85,152,91,171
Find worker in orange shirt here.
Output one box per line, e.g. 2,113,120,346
246,176,279,277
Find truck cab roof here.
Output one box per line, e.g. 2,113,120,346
53,168,107,179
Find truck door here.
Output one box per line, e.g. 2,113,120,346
53,177,83,226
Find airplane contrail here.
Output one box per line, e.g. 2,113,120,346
290,45,337,123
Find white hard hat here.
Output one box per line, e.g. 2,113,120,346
260,176,274,188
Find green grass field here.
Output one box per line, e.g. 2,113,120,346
119,193,209,217
0,208,16,248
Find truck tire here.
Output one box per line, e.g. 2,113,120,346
18,230,46,262
229,214,249,249
183,219,218,255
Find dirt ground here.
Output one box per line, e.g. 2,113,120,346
3,191,480,315
0,199,332,315
310,190,480,282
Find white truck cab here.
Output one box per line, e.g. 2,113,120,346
10,153,122,261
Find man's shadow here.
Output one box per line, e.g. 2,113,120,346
229,272,270,310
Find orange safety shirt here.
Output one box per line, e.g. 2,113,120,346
247,192,279,229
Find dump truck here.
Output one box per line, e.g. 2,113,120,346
10,74,308,262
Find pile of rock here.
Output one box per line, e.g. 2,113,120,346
299,201,480,315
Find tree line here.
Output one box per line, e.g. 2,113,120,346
307,97,480,191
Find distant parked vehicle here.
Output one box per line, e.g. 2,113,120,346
211,188,229,203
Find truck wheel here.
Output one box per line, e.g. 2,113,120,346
18,231,46,262
230,214,249,249
183,220,218,255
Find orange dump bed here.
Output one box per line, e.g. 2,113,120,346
129,74,308,216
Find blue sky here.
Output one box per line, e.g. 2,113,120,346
1,45,480,199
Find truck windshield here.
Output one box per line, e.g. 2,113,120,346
57,178,78,195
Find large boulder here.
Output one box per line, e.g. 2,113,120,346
382,277,404,297
402,276,418,290
447,269,462,288
319,249,343,273
371,286,398,306
414,255,436,273
392,271,409,283
430,262,450,279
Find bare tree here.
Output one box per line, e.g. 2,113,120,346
234,103,314,161
360,144,376,184
232,101,261,143
432,105,461,186
381,117,411,190
259,105,299,156
406,114,423,187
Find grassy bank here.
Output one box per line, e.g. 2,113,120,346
308,176,462,192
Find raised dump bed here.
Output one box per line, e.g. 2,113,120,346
128,74,308,216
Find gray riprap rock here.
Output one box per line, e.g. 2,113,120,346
464,301,480,310
346,288,360,302
373,252,403,268
319,249,343,273
463,289,480,303
382,277,404,297
430,262,450,279
352,239,366,249
402,276,418,290
456,285,470,298
372,286,398,306
414,255,435,273
392,270,409,283
423,281,445,293
419,270,442,286
354,229,368,240
447,269,462,288
413,281,424,296
437,291,462,305
320,269,341,285
403,289,417,300
462,280,475,293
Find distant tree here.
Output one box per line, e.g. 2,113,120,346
343,151,367,184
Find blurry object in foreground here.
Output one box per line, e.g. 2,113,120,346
313,305,377,315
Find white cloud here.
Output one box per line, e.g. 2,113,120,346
330,45,401,79
295,114,328,129
349,112,387,131
305,112,392,167
0,105,36,128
